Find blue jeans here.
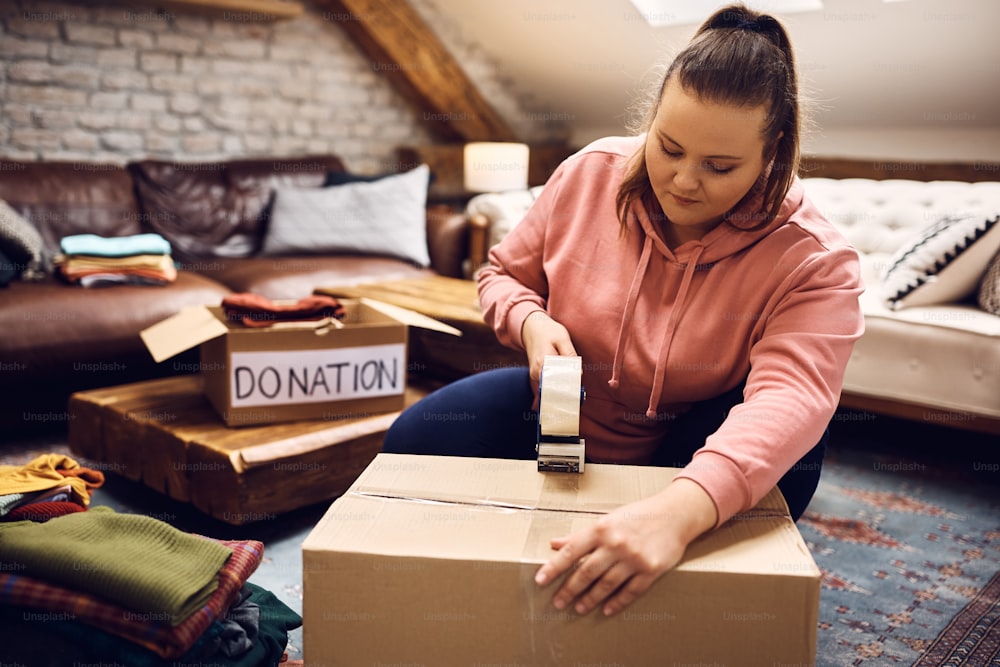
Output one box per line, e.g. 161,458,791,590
383,367,826,521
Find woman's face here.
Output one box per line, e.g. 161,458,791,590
644,77,771,242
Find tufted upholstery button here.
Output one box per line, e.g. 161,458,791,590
973,367,984,381
908,358,920,371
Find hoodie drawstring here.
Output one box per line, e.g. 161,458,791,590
644,245,705,417
607,234,654,390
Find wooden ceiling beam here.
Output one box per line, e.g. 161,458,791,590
149,0,305,19
315,0,517,143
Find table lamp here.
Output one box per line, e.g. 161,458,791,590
463,142,530,193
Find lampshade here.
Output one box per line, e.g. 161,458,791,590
463,142,530,193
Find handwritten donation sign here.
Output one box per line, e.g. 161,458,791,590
229,343,405,408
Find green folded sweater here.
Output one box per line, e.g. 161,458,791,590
0,506,232,625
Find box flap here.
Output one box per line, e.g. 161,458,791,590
309,454,819,577
361,298,462,337
349,454,658,513
140,305,227,362
237,412,400,468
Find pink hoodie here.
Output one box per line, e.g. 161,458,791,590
477,135,864,525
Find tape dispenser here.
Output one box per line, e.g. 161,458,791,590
536,354,586,473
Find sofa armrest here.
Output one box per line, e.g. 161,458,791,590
426,204,470,279
467,213,490,277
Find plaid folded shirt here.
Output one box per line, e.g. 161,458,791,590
0,538,263,659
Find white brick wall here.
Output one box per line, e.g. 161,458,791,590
0,1,568,173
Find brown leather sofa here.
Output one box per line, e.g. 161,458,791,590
0,155,470,433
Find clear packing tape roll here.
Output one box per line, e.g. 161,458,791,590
539,355,583,437
537,355,585,473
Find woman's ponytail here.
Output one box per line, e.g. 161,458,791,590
616,3,801,230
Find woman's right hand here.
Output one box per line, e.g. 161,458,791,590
521,310,578,383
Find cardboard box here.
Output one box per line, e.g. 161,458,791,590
302,453,821,666
141,299,458,426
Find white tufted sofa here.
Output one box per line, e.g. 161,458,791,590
466,177,1000,434
802,178,1000,433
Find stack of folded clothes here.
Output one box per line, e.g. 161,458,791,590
0,453,104,522
222,293,347,328
0,455,301,666
55,232,177,287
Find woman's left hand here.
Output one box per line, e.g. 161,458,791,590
533,478,718,616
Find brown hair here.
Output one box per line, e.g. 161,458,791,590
616,3,800,231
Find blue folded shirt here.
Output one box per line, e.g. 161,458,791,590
60,233,171,258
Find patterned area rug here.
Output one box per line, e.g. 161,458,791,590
2,411,998,666
804,413,1000,666
912,570,1000,667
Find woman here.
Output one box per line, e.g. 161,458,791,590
384,3,863,618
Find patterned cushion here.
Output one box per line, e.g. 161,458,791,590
880,212,1000,310
0,198,46,280
978,250,1000,316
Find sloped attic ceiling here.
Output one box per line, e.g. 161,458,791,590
427,0,1000,147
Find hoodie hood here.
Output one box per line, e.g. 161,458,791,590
607,175,806,417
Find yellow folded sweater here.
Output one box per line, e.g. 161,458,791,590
0,454,94,506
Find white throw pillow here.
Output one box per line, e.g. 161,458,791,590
262,164,431,267
880,212,1000,310
978,249,1000,316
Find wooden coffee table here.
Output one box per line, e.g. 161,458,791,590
315,275,524,381
67,374,433,524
